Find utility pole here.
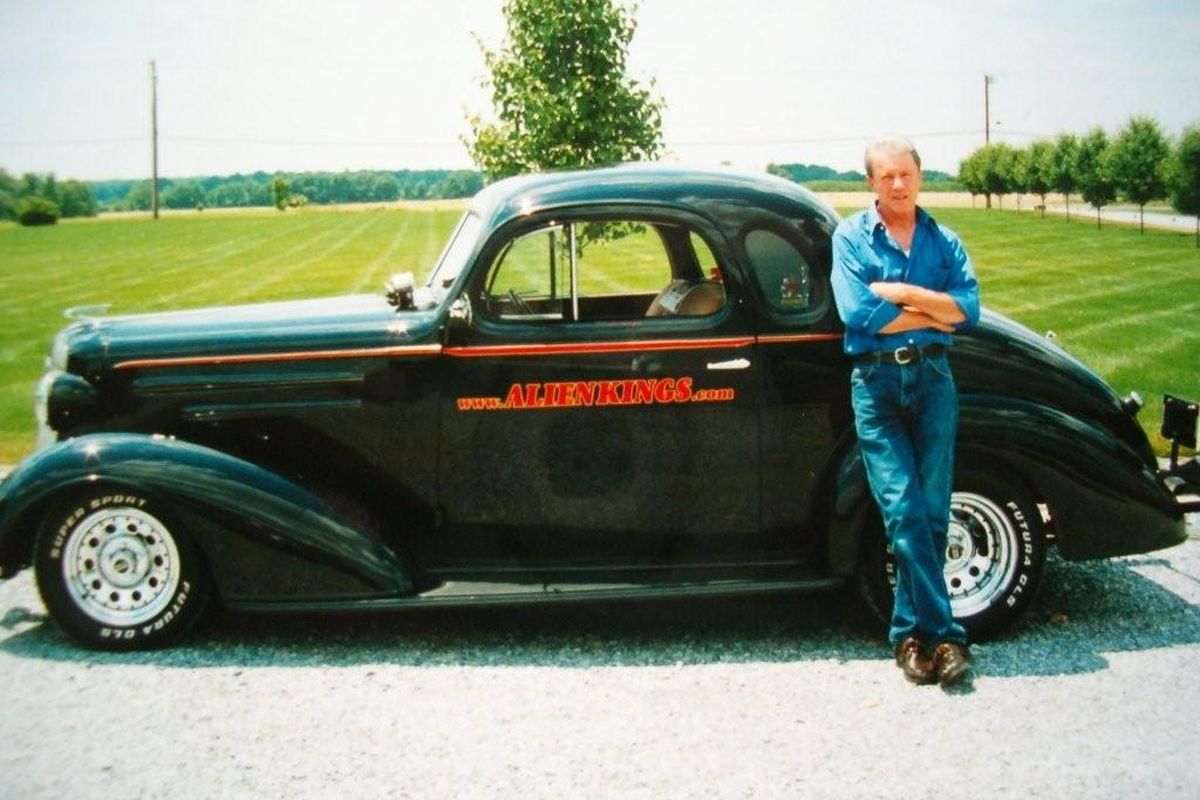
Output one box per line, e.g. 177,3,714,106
984,73,994,145
150,59,159,220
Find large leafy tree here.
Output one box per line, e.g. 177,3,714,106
465,0,665,181
979,143,1017,209
1168,124,1200,247
957,151,983,207
1076,127,1116,229
1051,133,1080,220
1024,140,1056,217
1109,115,1170,233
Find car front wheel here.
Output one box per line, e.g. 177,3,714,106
34,488,210,650
858,467,1048,640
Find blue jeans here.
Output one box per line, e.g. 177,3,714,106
850,354,967,648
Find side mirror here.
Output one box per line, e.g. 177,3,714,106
386,272,416,310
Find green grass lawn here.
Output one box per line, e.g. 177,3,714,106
0,205,1196,463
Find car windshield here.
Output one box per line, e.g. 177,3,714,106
425,212,484,299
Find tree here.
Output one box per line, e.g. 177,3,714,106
957,150,985,207
1167,124,1200,248
1051,133,1080,220
16,195,60,226
58,180,97,218
1009,147,1030,212
1076,127,1116,229
1110,115,1170,233
163,181,205,210
0,168,18,220
122,180,154,211
465,0,664,181
978,144,1016,209
272,176,290,211
1024,140,1056,217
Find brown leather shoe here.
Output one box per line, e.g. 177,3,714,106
931,642,972,685
893,636,935,685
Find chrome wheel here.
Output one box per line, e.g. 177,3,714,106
945,491,1020,618
61,506,181,627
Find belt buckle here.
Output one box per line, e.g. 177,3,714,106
893,345,916,365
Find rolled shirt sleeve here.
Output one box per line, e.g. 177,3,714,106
831,225,901,334
938,224,980,330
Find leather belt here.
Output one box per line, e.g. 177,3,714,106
855,343,946,366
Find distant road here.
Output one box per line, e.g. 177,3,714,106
1045,205,1197,233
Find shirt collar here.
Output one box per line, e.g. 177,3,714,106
863,202,934,236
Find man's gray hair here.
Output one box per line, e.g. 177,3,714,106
865,136,922,178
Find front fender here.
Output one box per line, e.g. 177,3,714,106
957,397,1185,560
0,434,413,599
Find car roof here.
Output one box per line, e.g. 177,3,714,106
467,163,840,233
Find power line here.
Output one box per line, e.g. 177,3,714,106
3,129,1055,150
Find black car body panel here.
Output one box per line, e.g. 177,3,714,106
0,164,1189,646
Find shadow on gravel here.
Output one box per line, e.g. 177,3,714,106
2,551,1197,677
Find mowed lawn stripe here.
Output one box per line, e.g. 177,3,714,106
156,213,383,307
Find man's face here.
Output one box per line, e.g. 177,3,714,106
868,150,922,219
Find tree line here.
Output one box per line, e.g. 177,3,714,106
958,116,1200,242
0,169,98,226
0,168,485,225
767,162,957,186
98,169,485,212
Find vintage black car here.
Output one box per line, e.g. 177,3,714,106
1,164,1195,650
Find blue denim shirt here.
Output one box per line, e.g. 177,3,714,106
831,204,980,356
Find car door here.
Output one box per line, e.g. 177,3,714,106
740,217,851,557
435,209,763,570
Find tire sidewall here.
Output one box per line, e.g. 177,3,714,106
34,486,208,650
857,465,1047,640
950,468,1046,637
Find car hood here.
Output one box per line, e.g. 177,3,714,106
56,294,441,372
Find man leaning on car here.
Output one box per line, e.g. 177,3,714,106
830,136,980,686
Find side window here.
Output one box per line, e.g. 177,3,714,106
483,219,726,322
744,228,812,313
483,226,569,320
576,222,668,299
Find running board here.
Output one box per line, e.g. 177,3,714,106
230,576,845,613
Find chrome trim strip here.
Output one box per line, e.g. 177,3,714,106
114,343,444,370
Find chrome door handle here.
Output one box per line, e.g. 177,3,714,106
707,358,751,371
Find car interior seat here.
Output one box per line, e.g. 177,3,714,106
645,279,725,317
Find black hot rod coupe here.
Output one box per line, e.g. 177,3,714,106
1,164,1195,649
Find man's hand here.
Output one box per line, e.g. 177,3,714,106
870,280,966,325
869,281,910,305
879,309,955,334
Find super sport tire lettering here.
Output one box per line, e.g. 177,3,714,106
33,487,211,651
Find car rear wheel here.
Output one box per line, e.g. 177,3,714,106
858,467,1047,640
34,488,210,650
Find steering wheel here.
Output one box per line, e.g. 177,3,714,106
507,289,534,315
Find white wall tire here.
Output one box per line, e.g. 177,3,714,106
34,488,210,650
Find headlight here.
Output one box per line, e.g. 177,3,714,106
49,330,69,370
34,370,98,451
35,370,60,451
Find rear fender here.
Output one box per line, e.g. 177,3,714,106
821,397,1186,571
957,397,1185,559
0,434,413,598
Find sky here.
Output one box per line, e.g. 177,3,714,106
1,0,1198,182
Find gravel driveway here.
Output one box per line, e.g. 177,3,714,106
2,529,1198,799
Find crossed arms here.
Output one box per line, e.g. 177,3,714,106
869,281,966,334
